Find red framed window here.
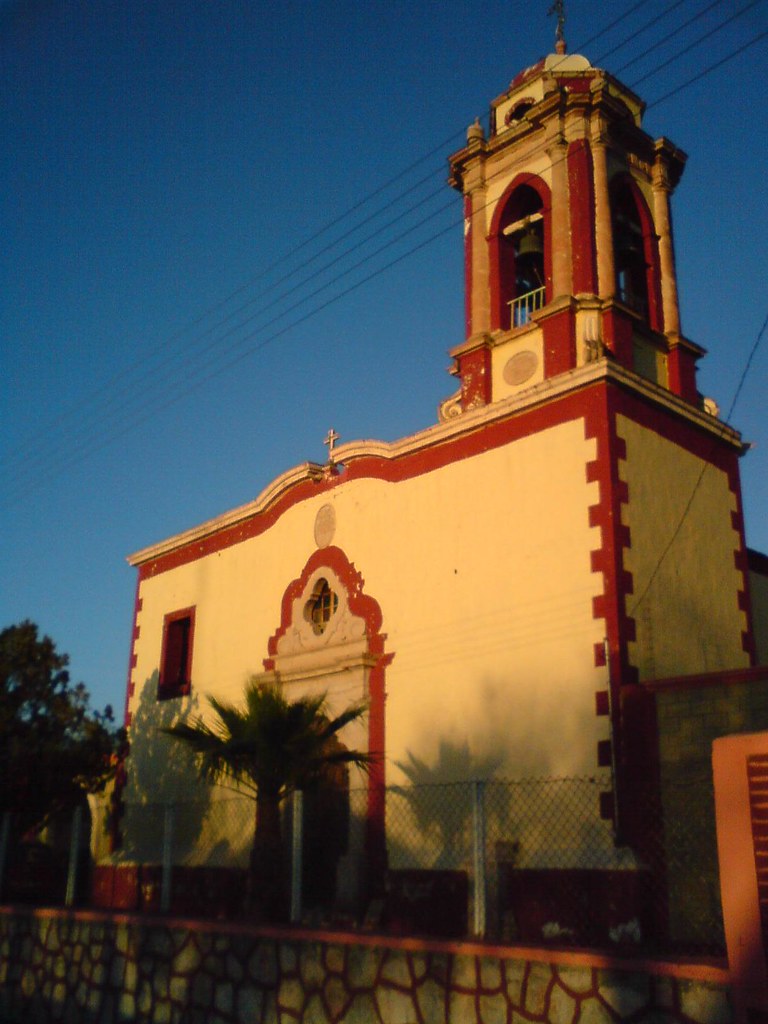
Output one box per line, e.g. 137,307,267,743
158,607,195,700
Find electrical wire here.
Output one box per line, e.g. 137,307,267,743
1,3,764,508
610,0,726,75
628,309,768,618
0,2,731,492
3,0,731,495
629,0,764,90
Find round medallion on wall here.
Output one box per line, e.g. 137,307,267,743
314,503,336,548
503,350,538,386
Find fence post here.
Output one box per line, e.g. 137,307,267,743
291,789,303,924
65,805,83,907
473,780,487,938
161,804,174,913
0,811,10,901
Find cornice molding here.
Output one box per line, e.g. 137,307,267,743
127,360,742,567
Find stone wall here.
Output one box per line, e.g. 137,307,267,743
0,907,731,1024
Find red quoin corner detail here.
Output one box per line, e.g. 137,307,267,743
726,460,757,664
584,389,636,826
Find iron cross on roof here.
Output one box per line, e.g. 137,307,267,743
548,0,566,48
324,428,340,461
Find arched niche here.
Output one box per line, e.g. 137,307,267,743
257,545,391,908
610,174,663,332
488,173,553,332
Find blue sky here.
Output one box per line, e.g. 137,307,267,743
2,0,766,714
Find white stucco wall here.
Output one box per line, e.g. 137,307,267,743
125,416,607,809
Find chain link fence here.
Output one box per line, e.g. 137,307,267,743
0,774,725,956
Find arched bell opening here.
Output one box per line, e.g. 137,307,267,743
610,176,662,331
489,176,551,332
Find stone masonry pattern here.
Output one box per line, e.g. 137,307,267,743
0,910,732,1024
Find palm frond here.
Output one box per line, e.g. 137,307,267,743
162,679,371,799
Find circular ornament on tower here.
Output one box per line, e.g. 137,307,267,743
314,503,336,548
503,350,538,386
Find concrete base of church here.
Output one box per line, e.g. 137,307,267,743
0,906,731,1024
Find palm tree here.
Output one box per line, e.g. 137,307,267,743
163,680,371,918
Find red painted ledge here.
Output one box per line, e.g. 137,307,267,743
0,904,729,984
641,664,768,693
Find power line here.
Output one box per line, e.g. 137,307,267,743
4,2,727,494
629,0,764,90
1,5,763,507
610,0,726,75
628,309,768,618
0,7,721,485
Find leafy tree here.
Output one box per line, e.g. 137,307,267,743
0,621,123,835
163,680,371,919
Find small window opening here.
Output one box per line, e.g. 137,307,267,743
506,100,534,124
159,610,194,699
305,579,339,635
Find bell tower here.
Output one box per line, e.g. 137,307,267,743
445,47,701,414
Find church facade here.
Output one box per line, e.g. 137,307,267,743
115,46,765,912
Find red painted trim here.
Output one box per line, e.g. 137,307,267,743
555,75,596,92
487,173,553,332
122,583,142,729
540,305,576,377
114,582,143,850
567,139,597,295
601,307,634,368
263,545,391,894
728,465,757,665
611,174,663,333
458,345,491,409
157,606,196,700
584,387,638,831
137,381,745,584
138,387,601,580
131,373,753,824
265,546,383,658
464,194,472,339
508,58,546,91
612,387,754,664
667,345,698,403
641,664,768,693
0,904,730,978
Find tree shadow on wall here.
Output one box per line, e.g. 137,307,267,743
115,672,219,867
389,739,502,871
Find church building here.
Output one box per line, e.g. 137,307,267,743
113,38,767,923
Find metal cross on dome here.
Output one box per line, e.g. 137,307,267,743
324,427,340,461
548,0,566,48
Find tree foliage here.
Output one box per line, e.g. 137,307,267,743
163,680,371,917
0,621,123,833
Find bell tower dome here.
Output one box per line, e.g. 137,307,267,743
445,50,700,414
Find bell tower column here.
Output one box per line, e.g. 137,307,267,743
464,122,491,340
592,124,615,301
548,136,573,298
652,151,681,342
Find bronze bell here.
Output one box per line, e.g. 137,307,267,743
517,225,544,258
